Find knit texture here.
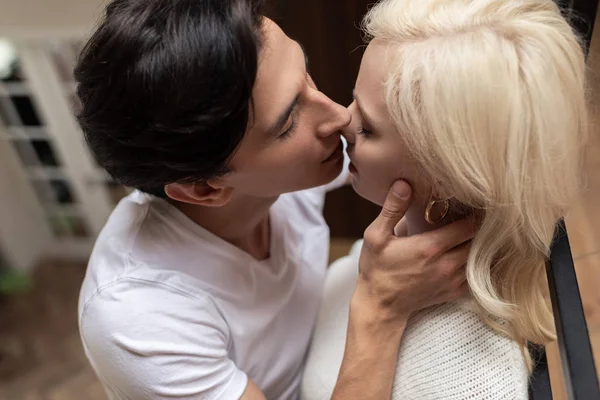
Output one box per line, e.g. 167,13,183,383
301,241,529,400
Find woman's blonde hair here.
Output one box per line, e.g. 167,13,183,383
363,0,588,367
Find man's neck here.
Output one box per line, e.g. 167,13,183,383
170,194,279,260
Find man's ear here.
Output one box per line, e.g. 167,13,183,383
165,179,233,207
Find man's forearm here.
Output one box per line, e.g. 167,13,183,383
331,296,407,400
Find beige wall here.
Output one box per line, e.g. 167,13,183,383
0,0,107,40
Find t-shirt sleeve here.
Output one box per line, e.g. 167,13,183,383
79,279,248,400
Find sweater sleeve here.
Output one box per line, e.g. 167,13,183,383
301,252,528,400
301,250,529,400
392,301,530,400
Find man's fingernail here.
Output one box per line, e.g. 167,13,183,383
392,181,411,200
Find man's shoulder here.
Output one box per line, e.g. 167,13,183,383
81,267,206,305
81,192,160,304
85,191,218,295
78,271,242,400
103,190,154,231
79,271,226,343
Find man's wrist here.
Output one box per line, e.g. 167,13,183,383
332,292,408,400
349,288,409,342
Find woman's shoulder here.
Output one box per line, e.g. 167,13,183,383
393,300,529,399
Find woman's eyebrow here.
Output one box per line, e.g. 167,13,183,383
353,90,376,126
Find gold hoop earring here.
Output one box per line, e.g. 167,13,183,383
425,199,449,225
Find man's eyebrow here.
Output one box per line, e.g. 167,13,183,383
267,93,300,138
297,41,310,73
266,41,309,138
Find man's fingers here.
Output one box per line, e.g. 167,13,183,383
441,241,472,270
455,281,470,299
368,181,412,240
415,217,477,257
439,244,470,301
393,217,408,237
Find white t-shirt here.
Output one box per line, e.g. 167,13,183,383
78,163,348,400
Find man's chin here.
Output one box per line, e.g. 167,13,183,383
316,159,345,185
276,161,345,195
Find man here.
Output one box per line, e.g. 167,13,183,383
76,0,474,399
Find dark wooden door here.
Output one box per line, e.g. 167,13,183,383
269,0,381,238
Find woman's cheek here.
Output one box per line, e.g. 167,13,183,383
356,153,389,205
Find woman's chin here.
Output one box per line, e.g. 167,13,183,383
350,179,386,208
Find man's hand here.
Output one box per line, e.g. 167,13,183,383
332,180,476,400
353,180,474,325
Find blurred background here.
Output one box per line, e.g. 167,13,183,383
0,0,598,398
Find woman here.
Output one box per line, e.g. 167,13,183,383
302,0,588,398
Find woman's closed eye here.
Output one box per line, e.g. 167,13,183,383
357,126,373,137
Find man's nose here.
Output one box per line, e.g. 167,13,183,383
341,102,358,144
314,93,352,138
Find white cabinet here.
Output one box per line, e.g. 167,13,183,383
0,39,129,270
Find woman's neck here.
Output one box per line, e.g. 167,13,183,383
404,200,469,237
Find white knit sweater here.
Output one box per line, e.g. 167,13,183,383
301,241,529,400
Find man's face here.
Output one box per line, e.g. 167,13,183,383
222,19,352,198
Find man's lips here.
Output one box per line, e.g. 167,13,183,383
322,140,343,163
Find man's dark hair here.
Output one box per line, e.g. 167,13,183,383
74,0,265,197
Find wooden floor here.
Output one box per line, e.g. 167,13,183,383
0,262,106,399
2,19,600,400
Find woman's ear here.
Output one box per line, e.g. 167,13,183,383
165,179,234,207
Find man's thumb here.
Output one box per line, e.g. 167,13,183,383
375,180,412,234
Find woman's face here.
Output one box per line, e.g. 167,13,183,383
343,41,428,207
